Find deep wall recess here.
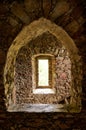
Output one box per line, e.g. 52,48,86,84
4,18,82,112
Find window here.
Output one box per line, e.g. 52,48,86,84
38,59,49,86
32,54,55,94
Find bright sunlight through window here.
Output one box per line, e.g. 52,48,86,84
38,59,49,86
32,54,55,94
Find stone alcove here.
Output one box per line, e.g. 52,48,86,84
4,18,82,112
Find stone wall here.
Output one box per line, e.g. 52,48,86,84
15,32,71,104
0,0,86,129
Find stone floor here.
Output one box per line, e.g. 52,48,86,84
8,104,68,112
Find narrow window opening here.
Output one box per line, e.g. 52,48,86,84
38,59,49,86
32,54,55,94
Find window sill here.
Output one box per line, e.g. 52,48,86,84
7,104,81,113
33,88,55,94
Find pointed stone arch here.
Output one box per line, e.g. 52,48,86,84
4,18,82,112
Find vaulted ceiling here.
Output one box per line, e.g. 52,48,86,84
0,0,86,55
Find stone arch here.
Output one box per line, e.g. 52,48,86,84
4,18,82,112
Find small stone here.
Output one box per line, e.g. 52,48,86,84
60,73,67,79
21,128,30,130
78,16,85,25
0,3,9,14
10,127,15,130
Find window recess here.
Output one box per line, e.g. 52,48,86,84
32,54,55,94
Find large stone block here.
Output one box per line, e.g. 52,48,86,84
0,49,5,64
65,20,80,35
7,17,19,27
43,0,52,17
11,1,30,24
0,3,9,15
24,0,41,13
49,0,70,21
